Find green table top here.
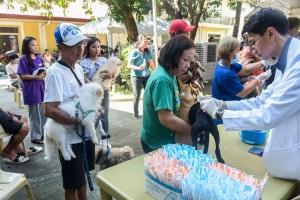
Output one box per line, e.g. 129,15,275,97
96,125,296,200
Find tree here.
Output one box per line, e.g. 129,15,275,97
160,0,261,40
227,0,261,38
0,0,152,44
98,0,152,43
233,1,243,38
159,0,223,41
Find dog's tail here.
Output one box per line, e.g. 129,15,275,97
43,120,59,160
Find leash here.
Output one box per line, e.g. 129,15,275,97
75,103,94,191
97,116,111,165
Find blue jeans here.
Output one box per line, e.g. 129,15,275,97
101,90,109,133
131,76,150,116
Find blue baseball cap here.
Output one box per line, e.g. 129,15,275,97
54,23,89,46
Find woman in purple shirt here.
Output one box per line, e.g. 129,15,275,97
17,36,46,144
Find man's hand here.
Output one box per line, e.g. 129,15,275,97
200,99,219,118
197,96,224,109
255,69,272,82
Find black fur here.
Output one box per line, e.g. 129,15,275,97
189,103,225,163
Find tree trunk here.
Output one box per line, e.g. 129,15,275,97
232,1,242,38
122,11,139,44
188,0,206,41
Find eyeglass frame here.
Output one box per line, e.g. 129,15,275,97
248,36,261,51
73,40,88,48
61,40,88,48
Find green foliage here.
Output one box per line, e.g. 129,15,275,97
227,0,261,10
114,45,133,94
202,0,223,20
99,0,152,23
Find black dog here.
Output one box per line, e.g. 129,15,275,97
189,103,225,163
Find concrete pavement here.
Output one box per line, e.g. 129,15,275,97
0,75,212,200
0,75,145,200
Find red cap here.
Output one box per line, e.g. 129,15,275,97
169,19,195,34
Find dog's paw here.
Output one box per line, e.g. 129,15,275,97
99,139,111,149
62,154,71,161
91,137,99,144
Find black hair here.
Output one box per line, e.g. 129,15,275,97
22,36,37,68
170,30,187,38
242,8,288,36
158,35,195,70
208,36,215,42
83,36,100,58
288,17,300,30
8,53,19,62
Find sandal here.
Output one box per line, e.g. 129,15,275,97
27,146,43,155
3,155,29,164
31,139,44,145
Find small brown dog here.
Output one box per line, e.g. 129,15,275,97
180,54,205,92
176,55,205,145
95,145,134,170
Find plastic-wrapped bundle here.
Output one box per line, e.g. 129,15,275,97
161,144,216,169
182,165,267,200
144,150,189,189
144,144,268,199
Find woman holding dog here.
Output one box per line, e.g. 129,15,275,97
212,37,272,102
79,36,111,135
141,35,193,153
128,35,156,119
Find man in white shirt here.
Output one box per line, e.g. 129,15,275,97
200,8,300,181
44,23,93,200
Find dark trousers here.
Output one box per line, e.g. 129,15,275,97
141,139,154,154
131,76,150,116
101,90,109,133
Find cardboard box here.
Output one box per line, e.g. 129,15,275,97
145,172,182,200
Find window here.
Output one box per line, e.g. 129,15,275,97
208,34,221,43
0,26,20,54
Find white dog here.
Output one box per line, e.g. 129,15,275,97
44,82,105,161
92,57,122,90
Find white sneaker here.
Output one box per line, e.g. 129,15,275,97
99,139,111,149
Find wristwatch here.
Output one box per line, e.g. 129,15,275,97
215,108,225,120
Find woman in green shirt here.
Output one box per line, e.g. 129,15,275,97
141,35,195,153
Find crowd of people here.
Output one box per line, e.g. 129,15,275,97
0,6,299,200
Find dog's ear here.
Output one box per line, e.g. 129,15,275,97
96,85,104,98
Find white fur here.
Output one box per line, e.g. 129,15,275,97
44,82,105,161
92,57,122,90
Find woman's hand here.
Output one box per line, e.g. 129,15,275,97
37,72,46,80
139,64,145,70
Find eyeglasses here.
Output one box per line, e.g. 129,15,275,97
248,36,261,51
73,41,88,48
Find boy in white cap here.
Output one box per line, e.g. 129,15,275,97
44,23,93,200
